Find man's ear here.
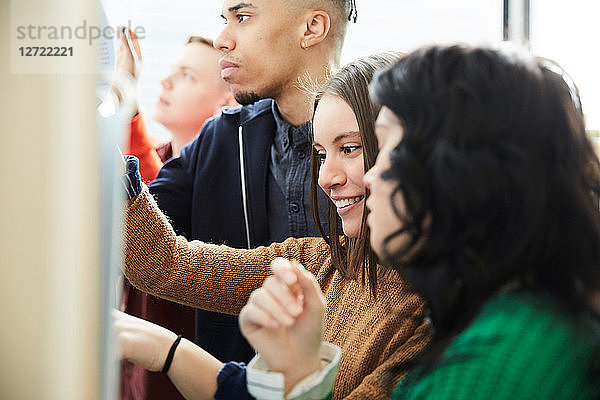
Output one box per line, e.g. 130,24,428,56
299,10,331,49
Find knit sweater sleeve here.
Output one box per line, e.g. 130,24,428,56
392,292,600,400
123,187,330,315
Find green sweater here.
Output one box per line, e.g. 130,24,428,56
392,292,600,399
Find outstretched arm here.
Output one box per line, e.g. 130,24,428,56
122,156,329,315
113,310,221,400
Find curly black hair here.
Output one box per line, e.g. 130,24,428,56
370,44,600,374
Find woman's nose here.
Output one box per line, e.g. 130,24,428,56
318,157,347,191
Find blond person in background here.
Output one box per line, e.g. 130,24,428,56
120,33,237,182
116,31,236,400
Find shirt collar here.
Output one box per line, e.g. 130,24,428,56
271,102,312,151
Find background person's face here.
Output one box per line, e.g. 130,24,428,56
365,107,406,258
313,94,366,238
215,0,307,104
154,42,227,133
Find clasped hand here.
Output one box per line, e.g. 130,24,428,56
240,258,326,392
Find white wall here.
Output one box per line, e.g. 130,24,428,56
1,0,102,398
104,0,502,142
530,0,600,130
103,0,599,139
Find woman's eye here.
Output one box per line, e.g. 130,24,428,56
316,153,326,164
237,14,249,22
341,145,361,155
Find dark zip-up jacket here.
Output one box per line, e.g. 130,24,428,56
149,99,318,362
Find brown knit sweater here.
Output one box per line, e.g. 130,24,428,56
124,188,431,399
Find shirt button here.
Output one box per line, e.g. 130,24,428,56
297,151,306,159
289,202,300,213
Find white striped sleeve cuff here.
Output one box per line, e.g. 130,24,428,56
246,342,341,400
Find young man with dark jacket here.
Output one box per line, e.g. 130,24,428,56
142,0,355,374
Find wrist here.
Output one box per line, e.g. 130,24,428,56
161,334,183,374
121,155,143,199
283,356,322,394
247,343,341,400
165,338,223,399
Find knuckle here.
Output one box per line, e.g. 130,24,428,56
248,288,262,302
264,275,277,287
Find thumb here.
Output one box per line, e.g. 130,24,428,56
129,29,142,62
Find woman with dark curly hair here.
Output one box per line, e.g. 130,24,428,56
245,44,600,399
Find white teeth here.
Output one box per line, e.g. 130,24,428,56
334,196,364,209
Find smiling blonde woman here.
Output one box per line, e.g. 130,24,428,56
118,52,431,400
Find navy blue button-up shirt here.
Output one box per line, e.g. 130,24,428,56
268,102,330,242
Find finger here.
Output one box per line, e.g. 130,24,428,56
248,287,296,327
291,260,326,312
271,257,305,303
270,258,304,312
129,30,142,61
240,303,279,331
119,27,129,49
263,274,303,316
270,257,298,286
